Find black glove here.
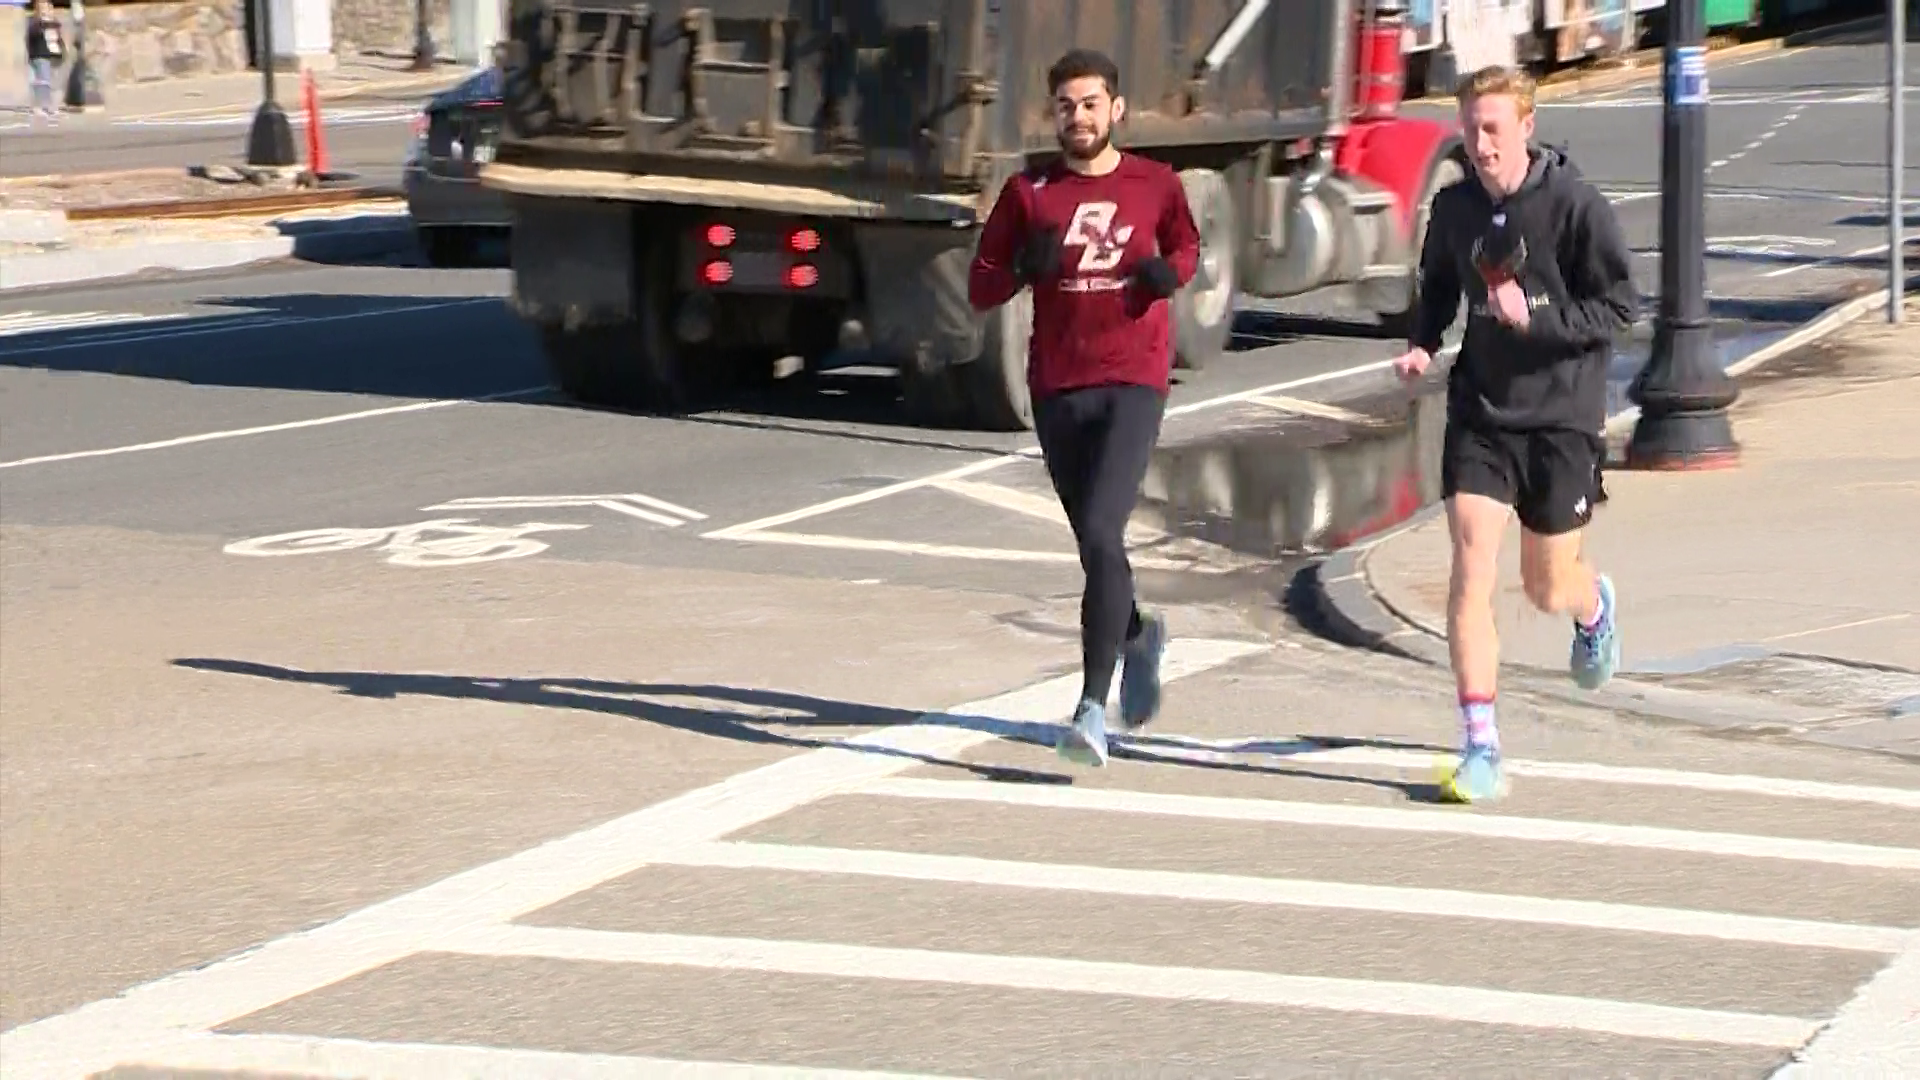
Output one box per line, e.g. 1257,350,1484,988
1472,221,1526,286
1015,227,1063,285
1131,255,1180,300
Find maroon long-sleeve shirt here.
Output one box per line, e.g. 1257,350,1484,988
968,154,1202,400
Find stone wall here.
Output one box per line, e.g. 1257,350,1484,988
72,0,250,85
331,0,449,57
47,0,479,86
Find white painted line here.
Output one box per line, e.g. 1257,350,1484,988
1770,943,1920,1078
701,455,1027,541
0,637,1267,1079
141,1032,957,1079
1115,736,1920,809
423,494,708,528
0,383,550,471
862,778,1920,871
669,841,1915,954
1765,236,1918,279
703,349,1452,543
932,478,1169,545
1249,394,1392,427
1763,613,1915,644
0,310,195,338
0,296,500,360
930,478,1072,525
716,527,1237,573
447,923,1821,1049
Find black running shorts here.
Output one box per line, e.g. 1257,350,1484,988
1441,419,1607,537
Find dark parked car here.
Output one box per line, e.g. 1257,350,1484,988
403,67,510,266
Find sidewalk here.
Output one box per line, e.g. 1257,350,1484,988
4,49,472,128
1353,299,1920,747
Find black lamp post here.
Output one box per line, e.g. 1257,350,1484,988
62,0,105,112
244,0,296,167
412,0,435,71
1624,0,1739,471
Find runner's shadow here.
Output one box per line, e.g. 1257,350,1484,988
171,658,1071,786
1110,743,1448,803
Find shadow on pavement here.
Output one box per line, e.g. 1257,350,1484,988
0,292,547,403
169,657,1451,797
171,657,1071,786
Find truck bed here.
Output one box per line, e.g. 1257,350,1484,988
494,0,1345,195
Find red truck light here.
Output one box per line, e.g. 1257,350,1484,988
705,223,736,248
786,264,820,289
787,227,821,254
701,259,733,285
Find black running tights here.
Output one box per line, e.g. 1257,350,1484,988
1034,383,1166,705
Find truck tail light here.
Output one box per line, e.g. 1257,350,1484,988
787,227,821,254
701,259,733,285
786,264,820,289
705,223,735,248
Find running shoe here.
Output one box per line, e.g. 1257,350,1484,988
1057,698,1110,767
1571,573,1621,691
1119,609,1168,730
1439,743,1509,804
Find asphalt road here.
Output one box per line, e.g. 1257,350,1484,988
2,35,1916,1080
1409,34,1920,306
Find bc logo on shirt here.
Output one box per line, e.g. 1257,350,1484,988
1063,201,1135,274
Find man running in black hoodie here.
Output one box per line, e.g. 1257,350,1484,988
1393,66,1636,803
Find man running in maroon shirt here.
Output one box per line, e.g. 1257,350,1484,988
968,48,1202,767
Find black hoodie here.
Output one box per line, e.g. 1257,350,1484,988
1411,144,1637,434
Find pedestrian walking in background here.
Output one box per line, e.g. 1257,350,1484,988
25,0,63,122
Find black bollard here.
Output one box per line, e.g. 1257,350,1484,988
62,0,105,112
1624,0,1739,471
244,0,296,167
411,0,435,72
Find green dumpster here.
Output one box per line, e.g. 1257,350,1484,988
1706,0,1760,30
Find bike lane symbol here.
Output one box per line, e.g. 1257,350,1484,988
223,518,589,568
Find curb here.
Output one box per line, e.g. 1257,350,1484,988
1298,283,1907,728
0,212,416,292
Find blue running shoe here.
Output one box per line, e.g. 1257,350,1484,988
1571,573,1621,691
1439,743,1508,804
1057,698,1110,767
1119,610,1168,730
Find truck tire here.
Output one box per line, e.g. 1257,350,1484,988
1377,145,1467,338
540,322,667,408
901,283,1034,432
959,287,1035,431
540,238,701,413
1173,168,1238,371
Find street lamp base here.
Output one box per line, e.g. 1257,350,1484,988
1622,317,1741,471
246,101,298,168
1623,412,1741,471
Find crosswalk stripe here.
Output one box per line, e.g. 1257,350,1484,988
1118,735,1920,808
448,923,1824,1049
862,777,1920,871
663,841,1914,953
141,1032,951,1079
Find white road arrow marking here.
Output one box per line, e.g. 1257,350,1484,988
421,494,708,528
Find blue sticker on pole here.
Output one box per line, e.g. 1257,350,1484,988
1671,45,1708,106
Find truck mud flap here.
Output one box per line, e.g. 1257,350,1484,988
506,194,636,327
